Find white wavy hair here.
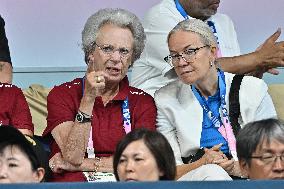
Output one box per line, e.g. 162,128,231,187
82,8,146,64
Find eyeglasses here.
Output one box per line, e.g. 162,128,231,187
93,42,132,59
250,154,284,164
164,45,209,67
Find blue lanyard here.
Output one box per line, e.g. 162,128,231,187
174,0,220,45
81,77,131,133
218,71,229,119
191,70,227,129
191,71,238,160
175,0,188,19
207,20,220,45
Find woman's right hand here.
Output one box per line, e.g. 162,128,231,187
201,144,243,177
84,53,107,99
99,156,114,173
201,144,227,165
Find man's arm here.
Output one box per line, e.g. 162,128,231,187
219,29,284,76
0,61,12,83
0,16,12,83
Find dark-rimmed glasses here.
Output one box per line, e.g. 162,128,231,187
93,42,132,59
250,154,284,164
164,45,209,67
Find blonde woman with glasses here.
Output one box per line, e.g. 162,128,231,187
155,18,277,181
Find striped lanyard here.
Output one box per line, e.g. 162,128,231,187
191,71,238,161
81,77,132,158
175,0,222,57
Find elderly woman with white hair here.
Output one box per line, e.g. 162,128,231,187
155,18,277,180
43,8,156,182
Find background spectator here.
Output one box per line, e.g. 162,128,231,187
237,118,284,179
0,15,12,84
0,83,33,136
113,128,176,181
0,125,49,183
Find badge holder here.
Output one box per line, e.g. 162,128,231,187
83,171,116,182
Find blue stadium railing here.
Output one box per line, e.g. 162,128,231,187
1,180,284,189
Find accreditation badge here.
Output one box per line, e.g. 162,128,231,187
83,171,116,182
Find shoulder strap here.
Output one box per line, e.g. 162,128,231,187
229,74,244,136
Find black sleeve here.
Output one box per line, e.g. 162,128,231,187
0,15,12,64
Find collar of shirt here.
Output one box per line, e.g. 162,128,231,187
112,76,129,101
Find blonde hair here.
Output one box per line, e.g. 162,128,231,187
167,19,217,47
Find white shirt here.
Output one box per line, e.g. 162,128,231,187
130,0,240,97
155,72,277,165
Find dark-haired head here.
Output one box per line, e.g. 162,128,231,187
113,128,176,181
0,125,48,183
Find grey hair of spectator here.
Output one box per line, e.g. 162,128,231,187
236,118,284,165
167,18,217,47
82,8,146,64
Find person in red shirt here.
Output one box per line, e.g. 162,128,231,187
0,15,13,84
0,83,33,136
43,8,157,182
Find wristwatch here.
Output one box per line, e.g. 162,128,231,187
75,111,92,123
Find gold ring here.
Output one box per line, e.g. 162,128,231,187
96,76,102,83
50,163,55,170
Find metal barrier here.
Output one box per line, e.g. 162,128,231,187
1,180,284,189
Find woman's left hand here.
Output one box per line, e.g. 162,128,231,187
49,153,67,173
49,153,116,174
99,156,114,173
215,160,245,177
49,152,81,173
230,161,247,177
213,158,234,174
